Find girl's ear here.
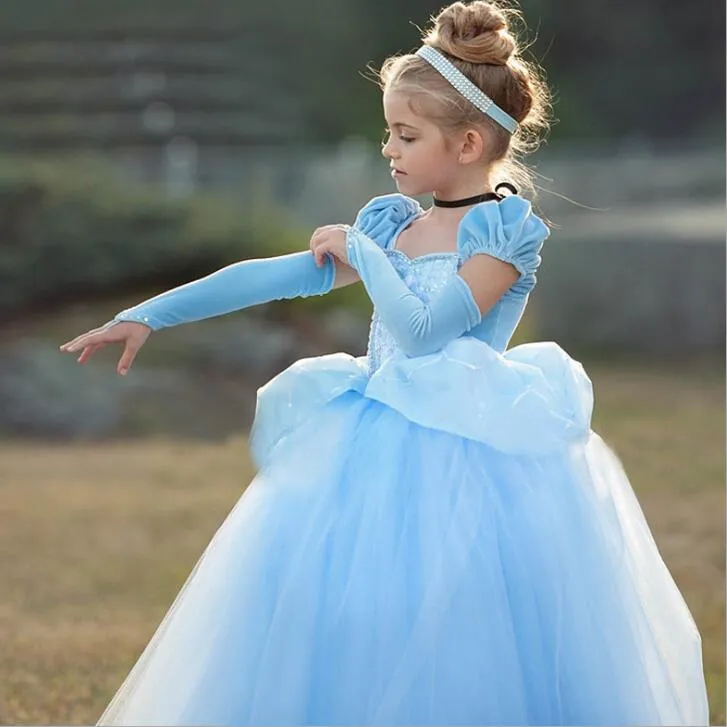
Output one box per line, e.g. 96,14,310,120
458,128,486,164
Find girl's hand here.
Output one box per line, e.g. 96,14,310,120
59,321,151,376
309,224,350,267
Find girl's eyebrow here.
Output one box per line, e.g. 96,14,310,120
390,122,419,131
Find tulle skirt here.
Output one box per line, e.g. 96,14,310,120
97,342,709,726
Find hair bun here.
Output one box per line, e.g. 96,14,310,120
424,1,516,66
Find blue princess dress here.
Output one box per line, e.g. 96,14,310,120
98,195,709,726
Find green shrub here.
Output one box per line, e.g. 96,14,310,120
0,156,369,321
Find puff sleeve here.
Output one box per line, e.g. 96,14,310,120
352,193,422,249
457,197,549,297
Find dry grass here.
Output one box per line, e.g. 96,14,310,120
0,359,723,725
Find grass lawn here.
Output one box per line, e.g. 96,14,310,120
0,358,723,724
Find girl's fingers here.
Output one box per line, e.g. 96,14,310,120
65,329,116,353
315,244,329,267
61,332,98,352
309,224,341,249
309,228,326,246
60,334,89,351
117,341,140,376
60,324,109,350
310,237,326,267
62,334,98,353
309,238,320,261
77,343,103,364
61,321,122,352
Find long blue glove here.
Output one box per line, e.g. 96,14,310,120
345,228,481,357
111,252,335,330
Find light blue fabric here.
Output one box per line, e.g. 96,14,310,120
111,251,335,330
250,341,593,468
99,391,709,726
345,227,481,357
457,198,549,352
97,194,709,727
352,192,423,245
353,193,550,353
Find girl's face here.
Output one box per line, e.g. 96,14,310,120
381,89,469,198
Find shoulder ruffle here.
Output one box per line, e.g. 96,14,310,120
457,196,549,296
352,193,422,250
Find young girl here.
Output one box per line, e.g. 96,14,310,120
60,2,709,725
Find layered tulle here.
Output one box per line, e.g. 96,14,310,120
99,378,708,725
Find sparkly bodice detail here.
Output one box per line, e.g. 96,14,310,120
367,251,460,373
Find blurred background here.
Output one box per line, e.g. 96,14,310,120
0,0,724,723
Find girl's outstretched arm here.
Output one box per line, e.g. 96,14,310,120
60,242,360,374
109,250,336,331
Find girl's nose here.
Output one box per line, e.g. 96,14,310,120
381,141,398,160
381,132,396,160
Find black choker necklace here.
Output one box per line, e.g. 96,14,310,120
432,183,518,208
433,192,500,208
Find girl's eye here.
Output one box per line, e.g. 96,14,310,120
381,129,415,145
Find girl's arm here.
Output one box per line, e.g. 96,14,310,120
345,228,517,357
331,258,360,289
111,250,338,331
61,241,361,374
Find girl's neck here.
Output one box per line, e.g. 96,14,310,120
428,179,495,222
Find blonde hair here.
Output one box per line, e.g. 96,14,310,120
378,1,552,197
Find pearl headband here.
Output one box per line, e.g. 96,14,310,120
415,45,518,134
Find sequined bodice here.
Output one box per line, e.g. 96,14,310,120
367,251,460,372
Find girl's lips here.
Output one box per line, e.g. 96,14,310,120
391,169,406,178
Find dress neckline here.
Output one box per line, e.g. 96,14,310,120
387,248,459,264
388,196,510,263
389,211,452,263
